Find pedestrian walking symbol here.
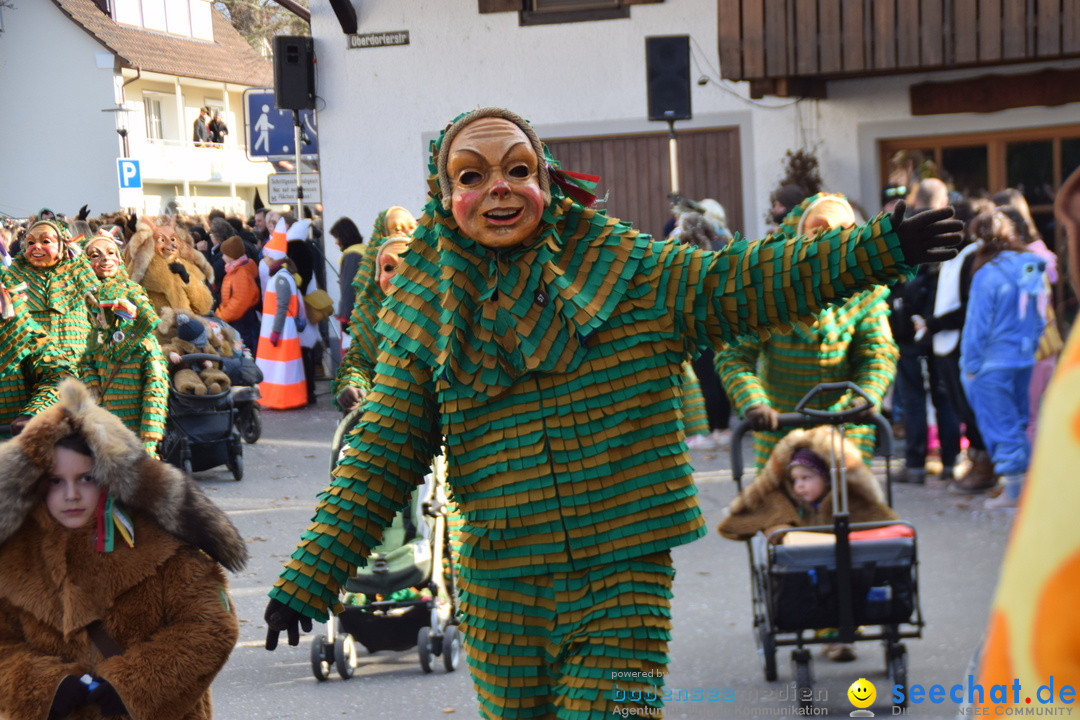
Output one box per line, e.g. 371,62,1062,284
243,89,318,159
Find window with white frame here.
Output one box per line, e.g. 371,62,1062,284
144,97,164,140
111,0,213,40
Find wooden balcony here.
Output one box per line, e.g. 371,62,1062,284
718,0,1080,98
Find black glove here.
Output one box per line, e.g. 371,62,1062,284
265,598,312,650
87,678,127,717
126,213,138,234
891,201,963,265
48,675,90,720
77,205,90,221
168,262,190,284
845,399,877,424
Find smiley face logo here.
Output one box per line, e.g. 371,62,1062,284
848,677,876,709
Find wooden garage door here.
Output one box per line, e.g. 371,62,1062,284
546,126,742,240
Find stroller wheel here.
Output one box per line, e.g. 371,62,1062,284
310,635,331,682
417,626,433,674
227,450,244,482
755,621,777,682
792,648,813,711
887,643,908,708
442,625,462,672
335,634,358,680
237,405,262,444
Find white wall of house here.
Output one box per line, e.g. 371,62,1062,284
0,2,123,219
309,0,795,282
309,1,1080,308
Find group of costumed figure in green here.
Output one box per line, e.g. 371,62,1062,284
265,107,964,719
0,220,168,454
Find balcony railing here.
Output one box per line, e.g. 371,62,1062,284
718,0,1080,97
132,138,273,186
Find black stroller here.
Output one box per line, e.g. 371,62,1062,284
731,382,924,712
309,410,462,680
159,353,245,481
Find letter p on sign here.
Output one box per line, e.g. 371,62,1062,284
117,159,142,189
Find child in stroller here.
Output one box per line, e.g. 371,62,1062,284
718,425,898,661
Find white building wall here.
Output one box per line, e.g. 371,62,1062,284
309,1,1080,306
0,2,122,219
309,0,799,280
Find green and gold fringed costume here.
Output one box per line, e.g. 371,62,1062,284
331,211,390,401
80,276,169,456
0,293,72,431
715,194,900,470
680,362,711,438
272,109,918,719
4,252,99,360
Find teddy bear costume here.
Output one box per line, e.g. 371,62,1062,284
260,107,962,719
0,379,246,720
717,425,898,541
124,218,214,317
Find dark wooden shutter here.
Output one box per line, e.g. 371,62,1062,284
478,0,520,13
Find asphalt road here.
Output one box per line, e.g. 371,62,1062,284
200,379,1013,719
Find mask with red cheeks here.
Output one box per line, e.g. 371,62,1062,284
85,239,122,279
24,228,62,268
376,237,409,294
446,118,546,250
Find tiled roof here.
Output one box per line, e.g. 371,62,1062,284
52,0,274,87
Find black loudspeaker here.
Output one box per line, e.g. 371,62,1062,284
645,35,692,121
274,36,316,110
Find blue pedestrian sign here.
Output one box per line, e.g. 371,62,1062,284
243,89,318,159
117,159,141,189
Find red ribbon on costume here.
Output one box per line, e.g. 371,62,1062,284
547,166,601,208
95,492,108,552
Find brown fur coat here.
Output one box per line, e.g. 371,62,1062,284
125,219,214,316
717,426,898,541
0,380,245,720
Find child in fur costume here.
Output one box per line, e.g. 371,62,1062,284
80,232,169,456
717,426,898,662
5,219,100,359
157,311,232,396
0,379,245,720
123,217,214,316
265,107,963,719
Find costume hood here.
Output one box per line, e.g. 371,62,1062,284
381,107,651,402
717,425,897,540
0,379,247,571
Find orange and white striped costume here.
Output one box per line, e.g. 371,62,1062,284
256,220,307,409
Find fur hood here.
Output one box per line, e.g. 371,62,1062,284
0,379,247,571
718,425,897,540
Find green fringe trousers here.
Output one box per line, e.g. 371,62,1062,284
460,552,673,719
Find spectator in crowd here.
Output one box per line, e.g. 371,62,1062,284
215,235,261,355
209,111,229,146
330,217,365,330
888,178,962,483
961,208,1048,509
192,107,210,147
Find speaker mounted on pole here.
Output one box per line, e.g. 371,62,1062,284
645,35,692,122
274,36,316,111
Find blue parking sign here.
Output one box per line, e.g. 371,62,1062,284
244,89,318,159
117,159,141,189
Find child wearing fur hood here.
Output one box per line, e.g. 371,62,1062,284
717,426,897,543
0,379,246,720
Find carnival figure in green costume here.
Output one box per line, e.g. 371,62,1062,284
265,108,961,719
715,193,899,469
